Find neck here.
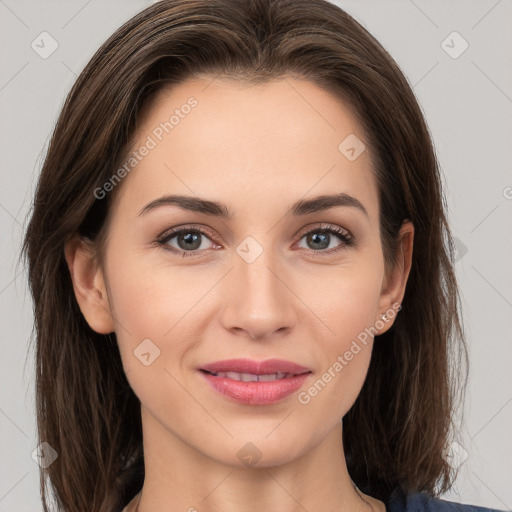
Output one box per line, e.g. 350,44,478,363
133,407,384,512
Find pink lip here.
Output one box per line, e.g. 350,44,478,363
200,358,311,375
200,372,310,405
198,358,312,405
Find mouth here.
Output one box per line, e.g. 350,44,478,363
197,358,312,405
199,357,311,376
199,369,305,382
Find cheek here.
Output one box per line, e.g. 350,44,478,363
107,265,164,337
104,247,222,380
296,259,383,412
302,257,383,342
105,248,201,335
105,254,205,405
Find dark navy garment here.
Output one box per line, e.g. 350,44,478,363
386,486,507,512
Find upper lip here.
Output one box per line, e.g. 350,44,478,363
200,358,311,375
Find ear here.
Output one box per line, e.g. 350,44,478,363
64,234,115,334
375,221,414,334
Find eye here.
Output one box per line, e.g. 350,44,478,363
155,223,355,258
156,225,219,257
295,223,355,256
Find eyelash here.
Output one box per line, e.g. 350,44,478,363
155,223,355,258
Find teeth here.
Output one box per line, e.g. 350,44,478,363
211,371,291,381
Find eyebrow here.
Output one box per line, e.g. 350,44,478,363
137,192,369,219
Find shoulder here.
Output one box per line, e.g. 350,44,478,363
387,488,507,512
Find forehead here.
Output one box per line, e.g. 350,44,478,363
111,76,379,222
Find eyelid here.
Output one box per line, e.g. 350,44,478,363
294,222,352,242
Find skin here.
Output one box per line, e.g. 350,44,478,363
65,76,413,512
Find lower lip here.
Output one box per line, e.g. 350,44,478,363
199,371,311,405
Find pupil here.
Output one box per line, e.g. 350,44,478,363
308,231,329,250
179,232,201,250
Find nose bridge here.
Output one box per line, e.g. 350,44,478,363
236,236,287,306
221,235,296,338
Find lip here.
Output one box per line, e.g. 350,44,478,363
199,358,311,375
198,358,312,405
199,371,311,405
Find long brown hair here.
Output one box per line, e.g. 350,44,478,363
21,0,468,510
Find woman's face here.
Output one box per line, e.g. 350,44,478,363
71,76,412,467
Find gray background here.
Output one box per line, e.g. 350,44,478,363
0,0,511,510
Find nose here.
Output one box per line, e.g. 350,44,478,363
219,247,298,341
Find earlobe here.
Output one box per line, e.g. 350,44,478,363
376,221,414,334
64,235,115,334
